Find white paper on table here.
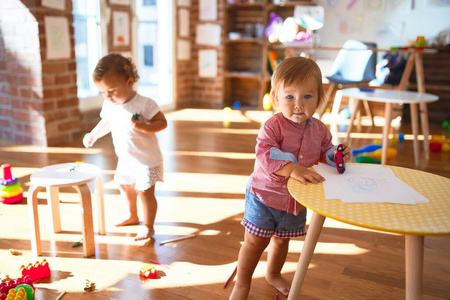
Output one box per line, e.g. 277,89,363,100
313,163,429,204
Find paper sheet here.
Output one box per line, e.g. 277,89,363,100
45,16,71,60
196,24,221,46
313,163,429,204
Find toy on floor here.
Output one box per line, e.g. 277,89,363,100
351,144,382,156
364,148,398,159
429,135,450,153
20,260,50,282
263,93,272,111
140,265,158,279
0,277,34,300
84,279,95,292
0,164,23,204
355,156,381,164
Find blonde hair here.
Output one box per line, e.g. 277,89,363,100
270,57,325,111
93,53,140,82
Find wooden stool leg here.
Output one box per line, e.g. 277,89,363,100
288,213,326,300
95,177,106,235
74,184,95,257
405,235,424,300
48,186,61,233
382,103,393,165
27,185,44,257
410,103,420,167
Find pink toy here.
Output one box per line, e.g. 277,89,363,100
20,260,51,282
0,164,23,204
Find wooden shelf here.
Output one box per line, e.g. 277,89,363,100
223,0,314,109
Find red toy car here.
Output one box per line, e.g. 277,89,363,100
335,144,345,174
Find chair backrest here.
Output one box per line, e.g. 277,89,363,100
326,40,377,84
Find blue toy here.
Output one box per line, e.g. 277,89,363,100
351,144,382,155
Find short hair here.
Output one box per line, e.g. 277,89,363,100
270,57,325,111
93,53,140,82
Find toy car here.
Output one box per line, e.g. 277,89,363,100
335,144,345,174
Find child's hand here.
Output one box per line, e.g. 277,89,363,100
338,143,352,163
83,133,97,148
130,115,147,132
290,165,325,185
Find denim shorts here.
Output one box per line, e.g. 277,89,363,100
241,183,307,239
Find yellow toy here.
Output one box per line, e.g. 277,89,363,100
365,148,398,159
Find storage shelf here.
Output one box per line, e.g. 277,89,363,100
224,0,314,109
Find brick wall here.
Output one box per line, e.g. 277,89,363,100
0,0,79,146
175,0,225,108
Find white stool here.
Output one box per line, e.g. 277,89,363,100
27,163,105,257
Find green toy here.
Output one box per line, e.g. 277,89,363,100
355,156,381,164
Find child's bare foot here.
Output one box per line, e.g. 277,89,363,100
134,226,155,241
229,284,250,300
265,273,290,296
114,216,139,227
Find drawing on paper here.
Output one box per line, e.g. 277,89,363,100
346,176,382,194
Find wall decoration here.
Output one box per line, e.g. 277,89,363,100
44,16,71,60
179,8,190,37
199,0,217,21
199,49,217,78
110,9,131,51
109,0,131,5
177,0,191,6
177,40,191,61
42,0,65,10
196,24,221,46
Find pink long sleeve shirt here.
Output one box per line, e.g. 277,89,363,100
249,112,334,215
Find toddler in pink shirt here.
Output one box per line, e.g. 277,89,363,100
229,57,351,300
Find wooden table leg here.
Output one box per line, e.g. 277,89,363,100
48,186,61,233
27,185,44,257
288,213,326,300
74,184,95,257
409,103,420,167
95,177,106,235
405,235,424,300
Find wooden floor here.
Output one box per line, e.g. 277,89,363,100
0,108,449,300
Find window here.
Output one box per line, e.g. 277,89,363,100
73,0,102,98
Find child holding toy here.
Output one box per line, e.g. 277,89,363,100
83,53,167,241
229,57,351,299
